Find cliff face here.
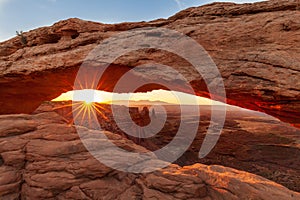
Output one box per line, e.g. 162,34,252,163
0,110,299,199
0,0,299,127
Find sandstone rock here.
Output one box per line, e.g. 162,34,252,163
0,110,299,199
0,0,299,128
32,101,300,192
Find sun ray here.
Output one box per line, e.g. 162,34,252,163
90,104,99,120
52,102,81,110
80,103,91,125
94,103,110,112
73,104,86,124
93,104,109,120
51,89,226,128
88,105,99,128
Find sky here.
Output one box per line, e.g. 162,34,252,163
0,0,259,42
52,89,225,105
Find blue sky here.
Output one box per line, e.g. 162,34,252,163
0,0,259,42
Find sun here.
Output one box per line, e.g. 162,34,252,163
68,99,109,128
83,100,93,106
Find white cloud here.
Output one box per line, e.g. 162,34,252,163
173,0,184,9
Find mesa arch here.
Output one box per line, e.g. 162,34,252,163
0,0,299,127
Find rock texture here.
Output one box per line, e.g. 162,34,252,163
44,101,300,192
0,0,299,127
0,110,299,200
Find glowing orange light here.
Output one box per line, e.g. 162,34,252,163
83,100,93,106
52,89,224,106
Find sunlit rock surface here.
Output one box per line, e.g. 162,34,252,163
0,0,299,127
45,101,300,192
0,108,299,199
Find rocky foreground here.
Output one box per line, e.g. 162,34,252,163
44,101,300,192
0,0,299,127
0,109,299,200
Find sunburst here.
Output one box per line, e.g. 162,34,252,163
52,100,109,130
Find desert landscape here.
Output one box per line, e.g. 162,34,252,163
0,0,300,199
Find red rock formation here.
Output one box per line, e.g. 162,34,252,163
0,0,299,127
0,110,299,199
34,101,300,192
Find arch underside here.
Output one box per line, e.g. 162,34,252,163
0,61,299,128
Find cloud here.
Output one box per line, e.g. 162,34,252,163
173,0,184,9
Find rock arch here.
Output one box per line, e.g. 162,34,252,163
0,1,299,127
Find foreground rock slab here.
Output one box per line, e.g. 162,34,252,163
0,111,299,199
45,101,300,192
